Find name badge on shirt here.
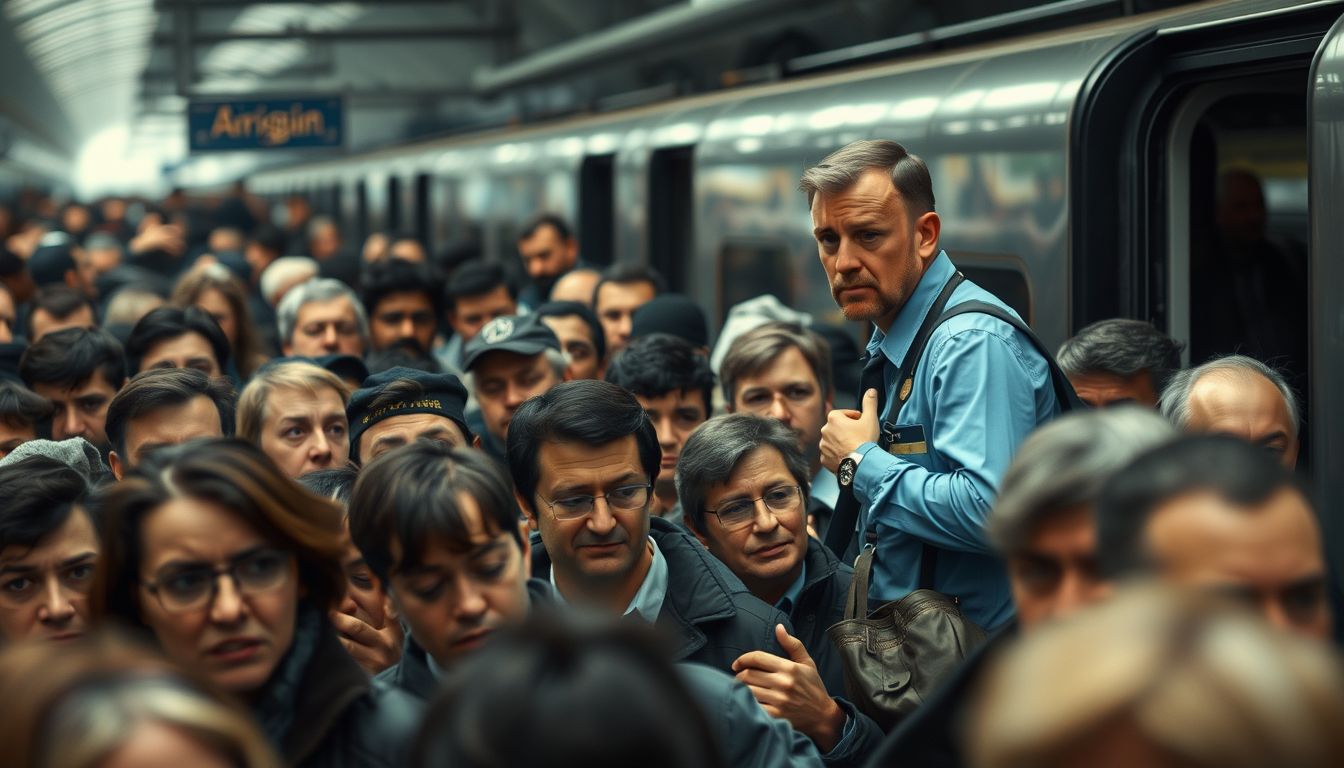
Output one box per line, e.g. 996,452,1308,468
881,423,928,455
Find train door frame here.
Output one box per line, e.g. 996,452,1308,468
414,172,432,255
579,153,616,268
648,144,695,292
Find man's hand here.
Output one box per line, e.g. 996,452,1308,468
820,388,880,472
330,609,403,676
732,624,847,753
129,223,186,258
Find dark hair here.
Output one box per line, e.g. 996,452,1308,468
124,306,231,376
350,442,521,584
413,614,724,768
517,213,573,243
507,380,660,513
360,257,444,319
1095,434,1305,578
534,300,606,364
297,466,358,507
1057,318,1185,393
26,285,95,332
0,381,54,433
19,327,126,392
798,139,936,217
104,368,235,459
444,260,518,314
90,438,347,628
605,334,714,414
248,225,286,256
365,339,442,376
675,414,811,532
0,456,92,550
593,263,665,309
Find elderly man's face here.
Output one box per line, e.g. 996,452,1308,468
1185,371,1298,468
286,297,364,358
1006,506,1111,631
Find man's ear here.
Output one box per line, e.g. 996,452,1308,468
109,450,124,482
914,211,941,262
516,491,539,531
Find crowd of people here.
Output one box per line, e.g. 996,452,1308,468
0,140,1339,767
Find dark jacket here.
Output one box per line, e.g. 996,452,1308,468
531,516,792,673
865,622,1018,768
255,607,422,767
789,536,854,696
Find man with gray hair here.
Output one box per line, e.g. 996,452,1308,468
868,406,1177,768
259,255,319,308
277,277,370,359
1159,354,1299,468
807,139,1065,629
1056,318,1183,408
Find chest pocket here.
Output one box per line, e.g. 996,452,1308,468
881,422,928,456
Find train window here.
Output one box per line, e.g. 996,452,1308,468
952,252,1033,326
580,154,615,267
355,180,369,244
414,173,432,254
386,176,402,233
649,146,694,291
717,238,793,324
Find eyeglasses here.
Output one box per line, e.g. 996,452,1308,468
538,484,653,520
142,548,294,614
706,485,803,531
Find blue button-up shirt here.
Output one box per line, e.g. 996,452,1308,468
853,251,1058,629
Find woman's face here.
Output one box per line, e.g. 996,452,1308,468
137,496,299,695
194,287,238,348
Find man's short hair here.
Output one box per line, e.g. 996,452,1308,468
349,441,521,584
19,327,126,392
799,139,936,216
236,361,350,444
105,368,236,459
124,306,231,376
675,413,811,532
507,380,660,513
1094,434,1304,578
365,339,442,376
248,225,286,255
276,277,370,348
720,321,833,406
444,260,518,314
26,285,96,331
518,213,573,242
361,257,444,318
604,334,714,414
0,456,91,549
592,263,665,307
259,256,319,306
989,406,1178,554
533,300,606,364
1159,355,1300,437
1057,319,1184,392
298,466,358,507
0,381,53,434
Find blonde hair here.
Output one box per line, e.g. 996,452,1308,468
236,361,351,443
0,633,280,768
969,584,1344,768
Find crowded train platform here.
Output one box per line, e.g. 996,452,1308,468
0,0,1342,766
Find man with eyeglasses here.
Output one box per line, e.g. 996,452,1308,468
508,379,793,676
678,413,883,759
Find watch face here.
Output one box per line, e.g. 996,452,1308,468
839,458,856,487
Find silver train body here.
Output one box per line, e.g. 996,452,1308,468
250,0,1344,575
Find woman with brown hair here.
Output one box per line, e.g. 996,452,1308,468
172,263,269,380
0,631,280,768
89,438,420,767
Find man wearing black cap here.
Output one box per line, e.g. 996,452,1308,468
348,366,475,464
630,293,710,353
461,315,568,455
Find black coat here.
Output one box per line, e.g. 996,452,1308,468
531,516,792,673
788,536,854,696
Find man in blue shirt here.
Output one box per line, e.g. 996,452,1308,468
807,140,1059,629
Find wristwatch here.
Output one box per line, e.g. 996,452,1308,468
837,450,865,489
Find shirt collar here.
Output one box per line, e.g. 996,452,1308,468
775,562,808,615
871,249,954,364
548,536,668,624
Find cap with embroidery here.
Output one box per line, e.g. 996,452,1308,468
346,366,472,462
461,314,561,372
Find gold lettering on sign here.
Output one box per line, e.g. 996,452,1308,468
208,103,329,146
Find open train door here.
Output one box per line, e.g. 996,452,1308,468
1307,11,1344,628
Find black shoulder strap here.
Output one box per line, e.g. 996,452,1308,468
893,272,966,407
935,300,1086,413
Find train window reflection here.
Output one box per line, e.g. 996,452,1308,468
717,238,793,325
952,254,1033,326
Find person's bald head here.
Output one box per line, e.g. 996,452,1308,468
549,268,600,306
1160,355,1298,468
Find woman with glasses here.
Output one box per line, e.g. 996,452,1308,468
677,413,884,759
89,438,420,767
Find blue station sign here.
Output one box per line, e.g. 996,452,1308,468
189,97,343,151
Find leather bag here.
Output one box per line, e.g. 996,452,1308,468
826,545,986,732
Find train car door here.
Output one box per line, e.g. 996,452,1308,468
649,145,694,292
579,154,615,267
